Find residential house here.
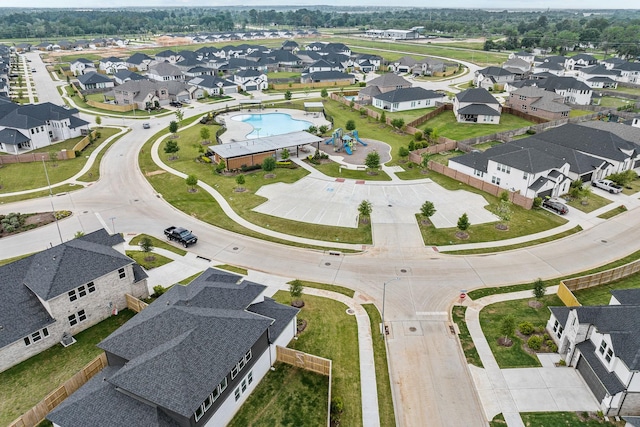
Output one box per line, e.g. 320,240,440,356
505,86,570,120
611,62,640,85
269,50,302,67
233,69,267,91
154,49,181,64
413,57,447,76
536,76,593,105
281,40,298,51
147,62,184,82
112,80,171,110
565,53,597,71
533,61,565,76
76,72,115,91
69,58,95,76
371,87,447,112
98,56,128,75
502,57,531,78
358,73,411,103
306,59,340,74
188,75,238,96
125,53,154,72
474,66,515,90
509,51,536,64
0,103,90,154
353,54,382,72
453,88,501,124
577,65,619,89
300,71,355,85
47,268,298,427
0,229,148,373
388,56,417,74
112,70,147,85
547,288,640,416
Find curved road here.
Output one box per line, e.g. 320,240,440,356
4,51,640,427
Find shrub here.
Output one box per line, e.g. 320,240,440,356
330,396,344,416
558,359,567,366
533,197,542,208
200,156,211,163
408,140,416,151
240,164,261,172
527,335,543,350
518,322,535,335
414,131,423,141
546,340,557,352
415,142,424,149
153,285,166,297
526,129,536,135
543,333,550,340
262,157,276,172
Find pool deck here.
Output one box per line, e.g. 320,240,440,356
216,108,332,144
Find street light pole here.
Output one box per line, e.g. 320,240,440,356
42,156,63,245
381,277,401,338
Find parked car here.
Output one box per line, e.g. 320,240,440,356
31,68,36,72
142,122,150,129
169,101,182,107
592,179,623,194
542,199,569,215
164,226,198,247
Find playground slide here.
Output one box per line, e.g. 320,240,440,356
325,137,334,145
344,144,353,155
353,130,368,146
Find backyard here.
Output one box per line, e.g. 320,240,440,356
419,111,535,141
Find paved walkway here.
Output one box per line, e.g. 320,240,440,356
463,287,600,426
124,235,381,427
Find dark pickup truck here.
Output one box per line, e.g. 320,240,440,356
164,226,198,247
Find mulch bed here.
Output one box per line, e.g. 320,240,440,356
455,231,469,240
0,212,60,238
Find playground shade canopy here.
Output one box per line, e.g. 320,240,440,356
208,131,323,159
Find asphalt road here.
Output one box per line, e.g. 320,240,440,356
5,50,640,427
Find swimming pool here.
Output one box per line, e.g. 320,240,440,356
231,113,313,139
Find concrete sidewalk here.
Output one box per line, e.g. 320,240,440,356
124,235,381,427
463,287,599,427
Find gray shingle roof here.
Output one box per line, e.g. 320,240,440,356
366,73,411,89
77,72,113,85
457,104,500,116
576,340,626,395
478,66,514,77
248,297,299,339
373,87,443,103
610,289,640,305
0,102,82,130
0,128,30,145
456,88,499,105
490,146,567,173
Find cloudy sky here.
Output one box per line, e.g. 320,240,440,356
0,1,638,8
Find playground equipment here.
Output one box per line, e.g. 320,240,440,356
324,128,364,155
352,130,368,146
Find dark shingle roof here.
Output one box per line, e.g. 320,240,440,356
0,128,30,145
576,340,626,395
373,87,443,103
77,72,113,85
457,104,500,116
456,88,499,105
248,297,299,339
610,289,640,305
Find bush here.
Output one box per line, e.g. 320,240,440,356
518,322,535,335
153,285,166,297
546,340,557,352
533,197,542,208
330,396,344,416
527,335,543,350
200,156,211,163
526,129,536,135
240,164,261,172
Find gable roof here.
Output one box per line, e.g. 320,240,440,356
477,66,514,77
148,62,183,77
77,71,113,85
457,104,500,116
373,87,443,103
611,289,640,305
366,73,410,88
456,88,499,105
126,52,152,65
0,102,86,130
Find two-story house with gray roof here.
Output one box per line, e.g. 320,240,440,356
372,87,447,112
125,52,154,72
474,66,516,90
0,229,148,373
47,268,298,427
147,62,184,82
69,58,95,76
565,53,597,71
453,88,501,124
358,73,412,104
98,56,128,75
547,288,640,416
506,86,570,121
233,69,267,91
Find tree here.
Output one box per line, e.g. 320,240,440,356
200,127,210,143
169,120,179,135
139,236,154,253
175,109,184,122
289,279,304,306
358,199,372,222
320,88,328,99
421,153,431,170
49,151,59,167
215,158,226,173
532,278,546,300
262,156,276,172
235,174,245,190
390,118,405,132
186,174,198,192
95,116,102,126
365,151,380,172
284,90,292,101
500,315,515,345
398,146,409,161
379,111,386,124
307,125,318,135
318,125,329,135
495,200,512,229
457,213,470,233
281,148,290,160
420,201,436,223
164,140,180,159
345,119,356,131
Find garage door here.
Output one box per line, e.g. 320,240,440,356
577,356,607,402
537,189,552,199
246,85,257,92
580,172,593,183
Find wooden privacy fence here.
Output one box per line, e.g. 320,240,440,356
9,353,108,427
562,258,640,292
276,346,332,427
125,293,148,313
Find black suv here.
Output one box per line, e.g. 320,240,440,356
542,199,569,215
169,101,182,107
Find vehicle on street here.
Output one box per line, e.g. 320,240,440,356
542,198,569,215
31,68,36,72
164,226,198,247
142,122,150,129
592,179,623,194
169,101,182,107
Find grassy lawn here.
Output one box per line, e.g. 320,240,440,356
573,272,640,306
311,161,392,181
179,271,204,285
597,96,635,109
228,362,329,427
598,205,628,220
361,304,396,427
125,250,173,270
473,140,504,151
489,413,507,427
141,115,372,247
0,127,119,195
129,233,187,256
366,103,436,123
292,280,355,298
609,86,640,96
621,177,640,195
215,264,249,275
415,173,567,247
273,291,362,427
267,71,301,79
419,111,535,141
452,306,483,368
565,192,612,213
569,109,596,117
0,310,135,426
479,294,564,368
520,412,623,427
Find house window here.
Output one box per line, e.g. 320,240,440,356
248,371,253,385
118,268,126,279
241,378,247,393
194,406,204,422
552,320,563,339
68,309,87,326
491,176,501,185
231,365,239,379
245,349,252,362
69,282,96,302
220,377,227,392
521,105,527,110
234,387,241,401
599,341,607,355
605,348,613,363
474,169,483,177
24,328,49,346
523,172,528,180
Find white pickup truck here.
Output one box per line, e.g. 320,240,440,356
592,179,623,194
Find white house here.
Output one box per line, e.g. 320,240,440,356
233,69,267,91
453,88,501,124
147,62,184,82
371,87,447,112
98,56,128,75
69,58,95,76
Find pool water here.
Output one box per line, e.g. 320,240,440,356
231,113,313,139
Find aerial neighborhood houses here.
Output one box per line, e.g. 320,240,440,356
0,229,149,373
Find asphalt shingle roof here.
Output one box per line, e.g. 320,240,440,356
456,88,499,105
576,340,626,395
373,87,443,103
457,104,500,116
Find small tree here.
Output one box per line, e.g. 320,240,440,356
164,140,180,159
168,120,179,135
320,88,328,99
284,90,292,101
500,315,515,346
414,130,423,141
281,148,290,161
139,236,155,262
215,158,226,173
95,116,102,126
421,201,436,224
457,213,470,238
390,118,405,132
365,151,380,172
398,146,410,161
175,108,184,122
186,174,198,192
379,111,386,124
345,119,356,131
49,150,59,167
358,199,372,223
421,153,431,170
289,279,304,307
532,278,546,300
495,200,512,229
262,157,276,172
200,127,210,144
235,174,245,190
318,125,329,135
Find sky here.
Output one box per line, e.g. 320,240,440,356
0,1,638,8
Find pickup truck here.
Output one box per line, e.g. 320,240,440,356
164,226,198,247
592,179,623,194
